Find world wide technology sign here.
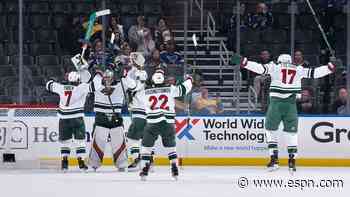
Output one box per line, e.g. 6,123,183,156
1,116,350,160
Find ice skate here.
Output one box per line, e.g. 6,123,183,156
128,158,141,172
140,163,150,181
288,154,296,174
77,157,88,172
61,156,68,172
171,163,179,181
267,155,279,172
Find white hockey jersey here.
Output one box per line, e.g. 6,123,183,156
127,67,147,119
94,76,137,114
242,59,334,98
144,79,192,123
46,73,102,119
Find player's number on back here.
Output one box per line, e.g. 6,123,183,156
149,95,169,110
64,91,72,106
281,69,296,84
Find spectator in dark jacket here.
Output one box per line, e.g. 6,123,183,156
297,89,316,114
247,3,274,30
332,87,348,114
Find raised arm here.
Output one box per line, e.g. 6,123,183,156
240,57,271,75
172,76,193,98
302,62,336,79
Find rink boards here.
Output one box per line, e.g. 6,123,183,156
1,115,350,166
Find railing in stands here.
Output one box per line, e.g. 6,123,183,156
206,12,216,51
190,0,204,38
248,86,258,114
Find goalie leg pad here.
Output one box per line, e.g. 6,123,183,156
88,126,109,169
110,126,128,169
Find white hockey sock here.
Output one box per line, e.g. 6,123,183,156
265,130,278,156
74,139,86,159
60,140,71,158
127,138,140,160
165,147,178,166
140,146,152,168
284,132,298,158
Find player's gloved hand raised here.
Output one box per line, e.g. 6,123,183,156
71,54,89,71
230,53,246,67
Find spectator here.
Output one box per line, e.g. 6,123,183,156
154,18,172,47
107,25,124,55
253,50,272,112
247,3,274,30
88,39,106,68
294,50,310,67
332,87,348,114
192,87,223,115
297,89,316,114
160,40,183,65
226,3,248,50
108,15,125,40
145,49,166,75
138,28,156,61
128,15,150,51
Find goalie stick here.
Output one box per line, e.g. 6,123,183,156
81,9,111,59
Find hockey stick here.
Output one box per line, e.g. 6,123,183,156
81,9,111,58
304,0,336,58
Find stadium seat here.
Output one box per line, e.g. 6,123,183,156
37,55,59,66
32,76,45,86
30,14,51,29
0,66,15,77
241,44,267,57
0,15,6,28
241,29,261,44
334,14,346,30
271,3,290,14
270,44,290,57
43,66,64,78
52,2,72,14
36,29,58,43
0,29,12,43
6,43,30,56
277,14,291,29
0,56,10,65
121,3,139,15
52,14,66,29
297,14,317,30
295,30,313,44
73,3,95,14
30,43,54,56
144,3,162,15
261,29,287,44
295,44,320,55
11,55,34,66
4,1,18,14
61,55,74,71
29,2,49,14
0,44,5,56
13,28,35,43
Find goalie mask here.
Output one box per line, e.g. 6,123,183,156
152,69,165,85
129,52,145,69
103,69,114,87
277,54,292,64
68,71,80,83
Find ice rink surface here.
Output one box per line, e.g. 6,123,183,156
0,166,349,197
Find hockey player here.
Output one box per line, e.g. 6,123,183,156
239,54,335,173
88,67,146,171
139,69,193,180
125,53,149,171
46,69,102,172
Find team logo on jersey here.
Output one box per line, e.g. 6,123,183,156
175,118,200,140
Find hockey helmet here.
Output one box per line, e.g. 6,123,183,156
152,69,165,85
130,52,145,69
277,54,292,64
